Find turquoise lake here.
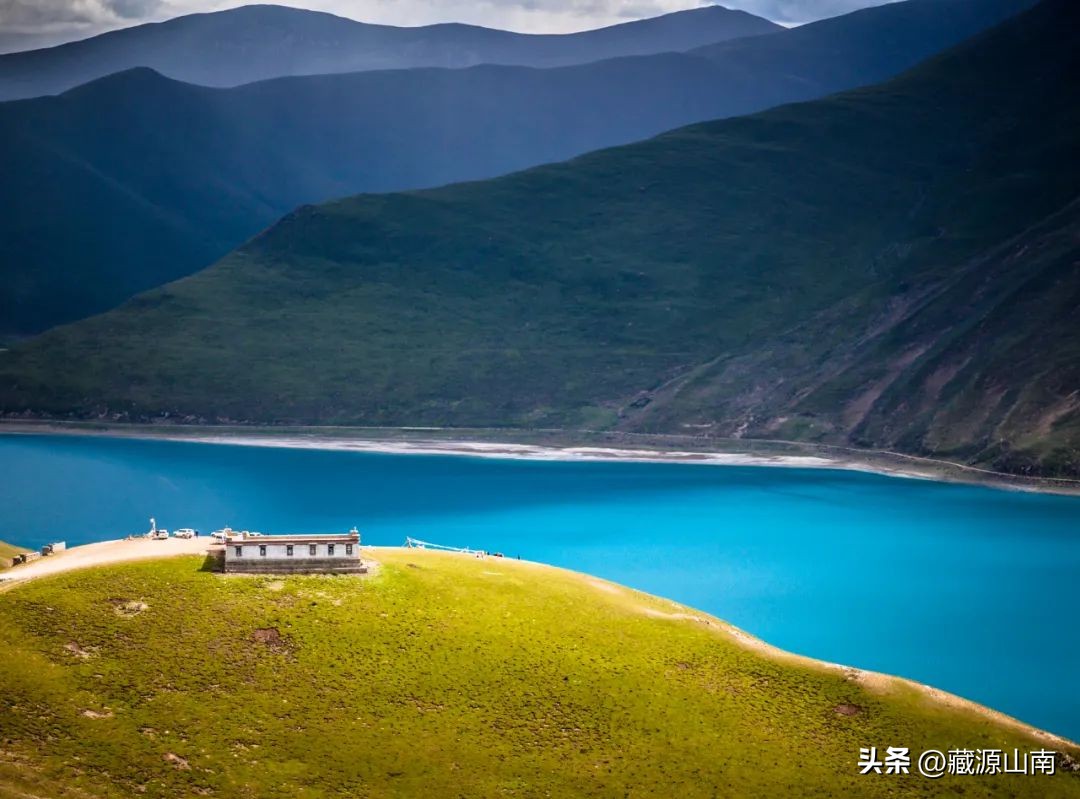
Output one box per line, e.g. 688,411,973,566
1,433,1078,740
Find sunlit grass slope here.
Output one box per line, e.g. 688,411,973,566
0,550,1076,798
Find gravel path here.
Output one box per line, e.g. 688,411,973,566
0,537,213,585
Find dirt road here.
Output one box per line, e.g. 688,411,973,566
0,537,213,585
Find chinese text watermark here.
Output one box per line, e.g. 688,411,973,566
858,747,1059,778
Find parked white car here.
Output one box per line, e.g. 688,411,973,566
174,528,197,539
210,528,234,541
151,528,170,540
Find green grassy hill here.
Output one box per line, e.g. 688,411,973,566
0,0,1076,476
0,550,1076,798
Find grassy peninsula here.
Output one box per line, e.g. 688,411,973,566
0,550,1076,798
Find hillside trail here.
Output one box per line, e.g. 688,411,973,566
0,537,211,589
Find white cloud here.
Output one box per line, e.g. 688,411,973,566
0,0,164,33
162,0,722,33
722,0,898,24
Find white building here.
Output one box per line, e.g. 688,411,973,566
221,531,366,574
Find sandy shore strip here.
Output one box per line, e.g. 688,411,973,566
0,424,952,481
148,435,856,469
3,420,1079,494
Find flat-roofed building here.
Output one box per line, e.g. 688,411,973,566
222,530,366,574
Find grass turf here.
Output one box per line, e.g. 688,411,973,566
0,550,1076,797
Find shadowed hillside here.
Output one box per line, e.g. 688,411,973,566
692,0,1036,96
0,3,781,102
0,0,1035,333
1,0,1075,475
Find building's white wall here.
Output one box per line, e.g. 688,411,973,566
224,540,359,562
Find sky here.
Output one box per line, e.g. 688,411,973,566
0,0,898,46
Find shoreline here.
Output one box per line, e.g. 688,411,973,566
2,419,1079,495
2,538,1077,752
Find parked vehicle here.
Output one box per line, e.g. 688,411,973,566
147,517,169,540
174,528,197,539
211,528,235,541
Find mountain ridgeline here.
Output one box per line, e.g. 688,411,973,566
0,0,1036,334
0,4,781,102
2,0,1076,476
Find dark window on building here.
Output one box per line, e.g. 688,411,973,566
346,544,353,556
286,545,294,556
309,544,317,556
235,546,242,557
259,545,267,557
328,544,335,556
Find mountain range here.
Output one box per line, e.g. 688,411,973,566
0,0,1036,334
2,0,1075,476
0,3,781,102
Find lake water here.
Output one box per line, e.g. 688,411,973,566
2,432,1078,740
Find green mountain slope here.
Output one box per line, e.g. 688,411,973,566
761,200,1079,475
0,0,1032,335
631,197,1080,476
1,0,1077,476
1,552,1077,797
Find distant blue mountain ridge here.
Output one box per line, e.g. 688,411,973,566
0,3,782,102
0,0,1037,334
